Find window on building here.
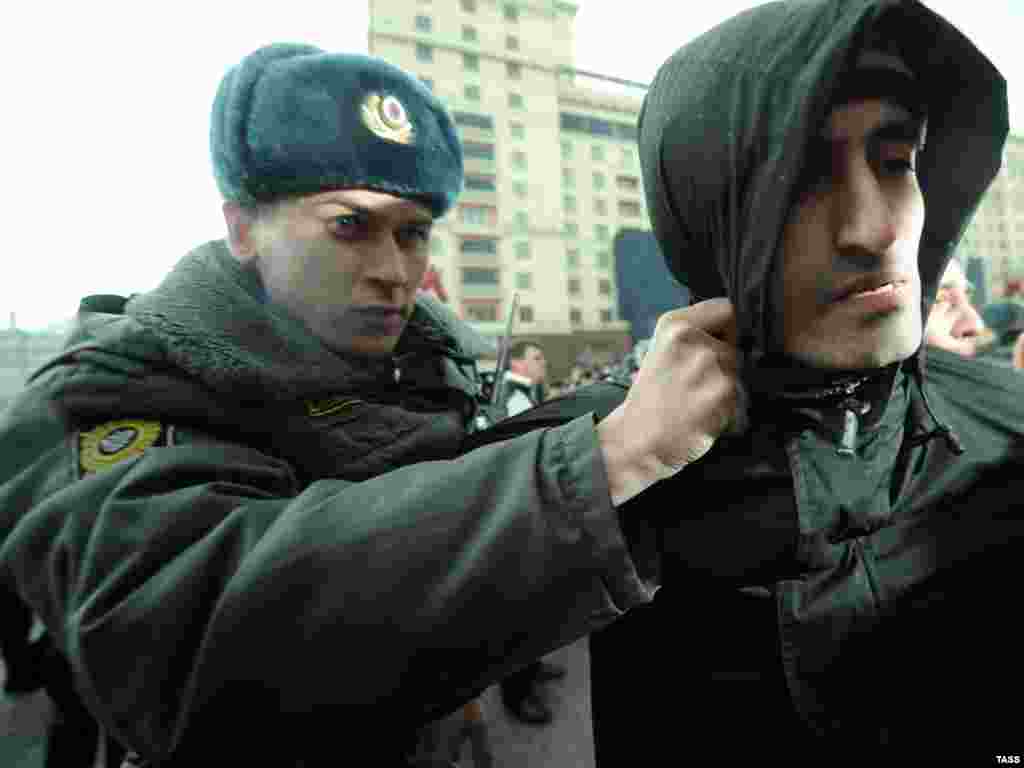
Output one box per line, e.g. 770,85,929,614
621,147,635,167
504,4,519,21
511,180,528,197
464,174,496,192
462,268,499,285
463,53,479,71
416,44,433,62
564,195,577,213
618,200,642,217
420,77,434,92
570,308,583,325
600,309,614,324
461,0,476,12
593,171,606,190
510,151,527,170
453,111,493,131
592,145,605,162
516,272,532,290
594,198,607,216
597,250,611,269
458,205,496,227
595,224,610,241
464,302,498,322
561,140,573,159
507,35,520,50
462,24,478,42
564,221,578,236
566,249,580,269
459,237,498,255
598,278,612,296
430,236,444,255
562,168,575,187
515,241,531,259
616,175,640,192
464,84,480,101
506,62,522,79
560,112,637,141
513,211,529,231
508,92,524,109
519,305,534,323
509,121,525,139
415,15,432,32
568,277,581,295
462,141,495,160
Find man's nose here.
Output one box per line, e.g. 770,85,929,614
835,154,899,258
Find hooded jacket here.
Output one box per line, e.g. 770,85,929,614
0,241,656,766
590,0,1023,760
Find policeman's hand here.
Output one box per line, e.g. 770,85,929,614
596,299,747,507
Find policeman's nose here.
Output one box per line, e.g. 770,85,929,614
835,154,898,258
365,234,412,294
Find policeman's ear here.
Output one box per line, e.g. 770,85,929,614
222,201,263,263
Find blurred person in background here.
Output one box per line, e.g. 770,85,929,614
924,258,991,357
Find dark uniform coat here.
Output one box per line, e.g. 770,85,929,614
0,241,655,766
590,0,1023,763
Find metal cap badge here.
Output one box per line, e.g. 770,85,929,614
361,93,415,145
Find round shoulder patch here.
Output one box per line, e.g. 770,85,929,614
80,419,162,474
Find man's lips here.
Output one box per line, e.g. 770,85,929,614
829,274,912,303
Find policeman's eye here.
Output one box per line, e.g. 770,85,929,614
329,214,369,241
397,223,432,248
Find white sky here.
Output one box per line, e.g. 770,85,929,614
2,1,1020,330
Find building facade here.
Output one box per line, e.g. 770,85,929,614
369,0,651,375
958,134,1024,304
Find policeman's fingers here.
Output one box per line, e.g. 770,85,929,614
654,298,737,346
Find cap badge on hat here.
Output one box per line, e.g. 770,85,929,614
361,93,415,145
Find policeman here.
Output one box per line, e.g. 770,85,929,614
0,44,717,767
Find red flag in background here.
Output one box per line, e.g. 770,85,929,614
419,265,449,303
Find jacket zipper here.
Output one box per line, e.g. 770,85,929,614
836,398,871,457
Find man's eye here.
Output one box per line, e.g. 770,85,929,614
882,156,916,175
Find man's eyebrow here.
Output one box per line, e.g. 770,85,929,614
871,117,927,145
822,116,927,147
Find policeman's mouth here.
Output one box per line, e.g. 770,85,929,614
350,305,408,335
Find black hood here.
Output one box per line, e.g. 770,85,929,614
639,0,1008,381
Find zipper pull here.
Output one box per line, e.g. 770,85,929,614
837,398,870,457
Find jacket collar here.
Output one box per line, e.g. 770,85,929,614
126,240,482,404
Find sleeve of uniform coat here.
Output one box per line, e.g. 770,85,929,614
0,376,656,762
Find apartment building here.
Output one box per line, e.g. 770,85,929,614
959,134,1024,303
368,0,650,372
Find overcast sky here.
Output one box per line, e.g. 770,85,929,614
2,1,1020,330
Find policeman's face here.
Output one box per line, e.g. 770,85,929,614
240,189,432,358
775,91,927,370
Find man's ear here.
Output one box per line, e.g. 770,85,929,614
222,201,259,262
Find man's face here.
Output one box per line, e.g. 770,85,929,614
924,260,987,356
231,189,433,357
513,345,548,384
775,91,927,370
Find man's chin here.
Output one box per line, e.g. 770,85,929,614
791,334,922,371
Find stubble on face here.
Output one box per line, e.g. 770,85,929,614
775,97,927,371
